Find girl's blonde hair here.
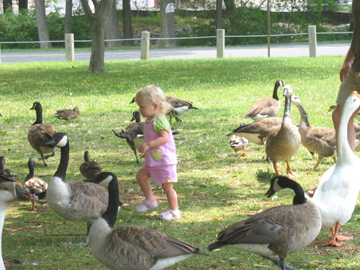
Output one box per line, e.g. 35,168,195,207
135,85,172,114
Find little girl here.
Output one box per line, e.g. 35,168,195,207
134,85,180,220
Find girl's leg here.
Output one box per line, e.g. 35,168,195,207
161,183,178,210
136,168,155,201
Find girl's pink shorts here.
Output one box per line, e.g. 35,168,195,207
141,164,178,184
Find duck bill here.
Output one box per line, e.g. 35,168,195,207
15,182,32,201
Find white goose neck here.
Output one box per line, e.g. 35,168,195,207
0,208,7,270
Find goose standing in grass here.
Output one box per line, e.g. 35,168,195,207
0,181,32,269
112,111,145,163
291,96,336,170
265,85,300,177
28,102,58,166
311,91,360,247
24,157,48,211
45,132,117,246
80,151,103,179
53,106,80,124
85,172,208,270
244,80,284,120
229,135,248,156
208,176,321,270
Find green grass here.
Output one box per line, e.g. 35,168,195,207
1,56,360,269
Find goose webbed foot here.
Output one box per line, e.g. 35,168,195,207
261,256,297,270
265,155,272,163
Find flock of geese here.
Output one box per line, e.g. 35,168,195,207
1,84,360,269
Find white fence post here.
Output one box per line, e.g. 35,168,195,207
65,33,74,61
308,25,317,58
217,29,225,58
141,31,150,60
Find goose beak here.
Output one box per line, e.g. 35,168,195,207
351,91,360,99
15,182,33,201
265,188,275,198
84,176,97,183
45,137,56,146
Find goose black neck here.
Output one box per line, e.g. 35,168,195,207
102,177,119,228
27,162,35,179
0,157,5,171
135,113,141,123
54,141,69,181
33,106,43,125
84,151,90,162
297,103,310,128
280,178,306,205
272,82,280,101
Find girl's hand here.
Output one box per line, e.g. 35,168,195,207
138,143,149,153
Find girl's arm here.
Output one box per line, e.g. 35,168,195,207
138,130,169,153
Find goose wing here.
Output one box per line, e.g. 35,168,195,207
28,124,57,143
245,98,280,119
112,225,201,258
126,123,145,141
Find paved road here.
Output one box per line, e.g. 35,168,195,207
0,43,351,63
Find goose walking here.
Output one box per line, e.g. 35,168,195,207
244,80,284,120
45,132,117,246
112,111,145,163
208,176,321,270
0,182,31,269
28,102,58,166
291,96,336,170
265,85,301,177
85,172,208,270
311,91,360,246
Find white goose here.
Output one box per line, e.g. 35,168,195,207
0,182,31,269
85,172,208,270
312,91,360,246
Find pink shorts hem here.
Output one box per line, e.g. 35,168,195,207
141,164,178,184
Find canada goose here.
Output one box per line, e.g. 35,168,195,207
229,135,248,156
165,96,198,123
244,80,284,120
0,156,16,182
329,104,360,121
130,96,198,123
0,182,32,269
265,85,301,177
53,106,80,124
44,132,115,246
112,111,145,163
28,102,58,167
311,91,360,246
24,157,48,211
208,176,321,270
85,172,208,270
80,151,103,179
291,96,336,170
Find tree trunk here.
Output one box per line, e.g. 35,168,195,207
3,0,12,13
123,0,134,46
35,0,52,49
80,0,115,72
223,0,236,25
159,0,176,47
105,0,121,48
19,0,28,11
216,0,223,29
64,0,73,34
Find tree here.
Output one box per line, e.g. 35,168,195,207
122,0,134,46
19,0,28,11
35,0,52,49
3,0,12,13
159,0,176,47
64,0,73,34
79,0,115,72
105,0,121,48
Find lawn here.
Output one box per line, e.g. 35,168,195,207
1,56,359,269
